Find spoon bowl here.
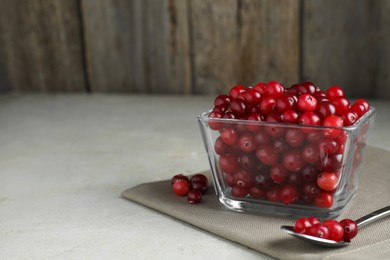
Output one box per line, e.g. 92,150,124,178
281,205,390,247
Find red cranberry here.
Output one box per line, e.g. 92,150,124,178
307,216,320,226
190,174,208,186
232,170,254,188
298,94,318,112
322,115,343,138
285,129,305,148
214,137,228,155
301,165,319,182
231,185,248,198
300,81,317,94
187,190,202,204
230,98,247,116
254,172,273,190
302,143,320,165
266,81,285,98
303,182,320,198
282,109,300,124
307,224,330,239
249,186,266,199
214,94,231,107
218,154,239,174
270,163,288,184
276,94,297,113
317,172,338,191
354,99,370,111
326,86,344,100
239,133,257,153
266,186,281,202
190,181,208,194
208,111,223,130
350,102,367,118
331,96,350,115
318,138,339,155
256,145,279,166
254,130,272,145
272,138,290,155
279,184,300,205
172,180,190,196
299,111,321,126
212,104,227,114
314,191,333,208
220,127,239,145
322,219,344,242
294,217,311,233
289,172,303,186
259,96,276,115
315,101,336,119
246,112,263,132
340,219,358,241
239,153,258,171
229,85,246,99
253,82,268,95
245,88,262,106
320,153,343,172
171,174,190,186
283,150,305,172
341,110,358,126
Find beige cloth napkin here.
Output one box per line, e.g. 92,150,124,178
122,146,390,260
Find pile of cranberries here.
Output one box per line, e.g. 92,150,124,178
171,173,208,204
207,81,371,208
294,216,358,242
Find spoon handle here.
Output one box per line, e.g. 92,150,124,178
355,205,390,228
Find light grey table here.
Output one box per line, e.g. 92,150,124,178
0,94,388,259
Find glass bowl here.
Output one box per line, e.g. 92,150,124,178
198,107,376,218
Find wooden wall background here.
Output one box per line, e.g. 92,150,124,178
0,0,389,98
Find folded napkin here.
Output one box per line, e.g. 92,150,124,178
122,146,390,260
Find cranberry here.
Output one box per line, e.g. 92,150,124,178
285,129,305,148
259,96,276,115
322,115,343,138
322,219,344,242
229,85,246,99
302,143,320,165
317,172,339,191
214,94,231,107
214,137,228,155
298,94,317,112
272,138,290,155
266,186,281,202
314,191,333,208
294,218,311,233
256,145,279,166
320,153,343,172
303,182,320,198
254,130,272,145
239,133,257,153
190,174,208,186
299,111,321,126
208,111,223,130
246,112,263,132
301,165,319,182
341,110,358,126
266,81,285,98
212,104,227,114
245,88,262,106
230,98,247,116
270,163,288,184
276,94,297,113
187,190,202,204
249,186,266,199
279,184,300,205
318,138,339,155
315,101,336,119
225,173,234,187
231,185,248,198
350,102,367,118
307,224,330,239
254,172,273,190
326,86,344,100
307,216,320,226
190,181,208,194
283,150,305,172
218,154,239,174
172,180,190,196
306,131,323,143
354,99,370,111
340,219,358,241
300,81,317,94
288,172,303,186
331,97,350,115
239,153,258,171
232,170,254,188
222,111,236,119
282,109,299,124
171,174,190,186
253,82,268,95
220,127,239,145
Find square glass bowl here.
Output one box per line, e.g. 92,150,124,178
198,107,376,219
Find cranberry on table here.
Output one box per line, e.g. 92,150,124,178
171,174,190,186
187,190,202,204
172,180,190,196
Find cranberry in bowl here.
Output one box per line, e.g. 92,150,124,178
198,82,376,218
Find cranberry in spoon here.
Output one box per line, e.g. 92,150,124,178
281,206,390,247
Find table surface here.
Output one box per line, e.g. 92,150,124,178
1,94,389,259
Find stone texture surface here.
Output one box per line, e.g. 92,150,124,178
0,94,388,259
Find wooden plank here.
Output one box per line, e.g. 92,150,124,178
0,0,86,91
303,0,390,98
81,0,191,94
191,0,300,94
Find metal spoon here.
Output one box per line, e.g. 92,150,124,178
281,205,390,247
